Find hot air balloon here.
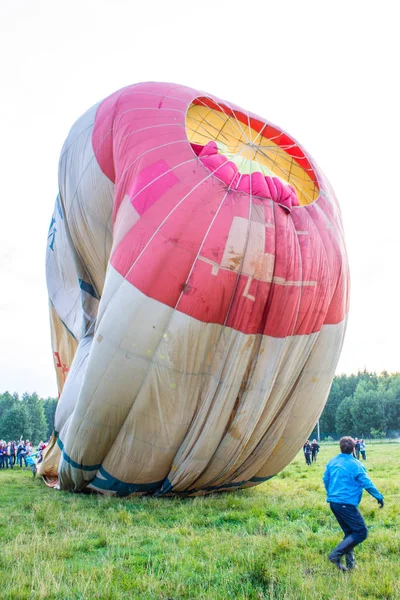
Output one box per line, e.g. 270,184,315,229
39,82,349,496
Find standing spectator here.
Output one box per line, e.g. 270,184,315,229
303,440,312,465
17,441,26,468
359,440,366,460
7,442,13,469
323,436,384,571
10,441,16,467
311,439,320,463
25,440,33,454
354,438,361,459
3,443,9,468
0,443,4,469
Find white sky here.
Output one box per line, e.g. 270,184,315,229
0,0,399,398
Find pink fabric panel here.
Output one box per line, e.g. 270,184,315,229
194,140,300,209
305,200,349,325
262,204,302,337
129,160,179,216
252,172,269,197
199,141,218,156
111,174,229,306
225,277,272,334
91,89,126,183
290,208,331,335
110,178,190,276
113,122,192,219
124,234,196,308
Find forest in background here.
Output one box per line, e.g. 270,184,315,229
312,370,400,439
1,370,399,444
0,392,57,443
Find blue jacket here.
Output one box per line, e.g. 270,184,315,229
323,453,383,506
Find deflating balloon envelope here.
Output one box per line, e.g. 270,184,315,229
39,82,349,496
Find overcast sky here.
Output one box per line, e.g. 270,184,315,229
1,0,399,398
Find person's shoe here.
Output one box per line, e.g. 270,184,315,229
328,554,347,571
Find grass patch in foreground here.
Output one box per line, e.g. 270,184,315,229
1,442,399,599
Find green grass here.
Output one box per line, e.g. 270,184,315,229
1,443,399,599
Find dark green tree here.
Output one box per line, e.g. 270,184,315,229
335,396,355,437
319,378,344,437
382,375,400,432
350,380,386,437
21,392,47,444
0,403,29,441
318,370,381,438
43,397,58,439
0,391,18,421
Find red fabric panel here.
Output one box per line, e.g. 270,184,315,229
92,82,348,337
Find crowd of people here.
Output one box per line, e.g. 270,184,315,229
303,437,367,465
0,440,47,470
303,439,320,464
354,438,367,460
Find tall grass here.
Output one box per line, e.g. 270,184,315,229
1,443,399,599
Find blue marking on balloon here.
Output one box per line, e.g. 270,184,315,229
91,467,165,496
57,437,101,471
78,279,99,299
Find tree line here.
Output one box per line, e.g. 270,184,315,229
314,370,400,439
1,369,399,444
0,392,57,444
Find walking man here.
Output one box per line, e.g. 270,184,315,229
311,439,320,463
359,439,366,460
354,438,361,460
303,440,312,465
323,436,384,571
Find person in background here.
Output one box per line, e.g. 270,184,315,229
303,440,312,465
17,440,26,468
323,436,384,571
354,438,361,459
7,442,13,469
10,441,16,467
359,439,366,460
3,443,9,468
0,443,4,469
311,439,320,463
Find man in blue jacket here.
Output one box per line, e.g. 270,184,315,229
323,436,384,571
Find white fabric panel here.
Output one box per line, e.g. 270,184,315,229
57,102,114,315
46,197,81,340
174,332,319,491
251,319,347,480
54,335,93,434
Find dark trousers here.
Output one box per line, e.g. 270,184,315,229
305,453,311,465
312,451,318,462
329,503,368,561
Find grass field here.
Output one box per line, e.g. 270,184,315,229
1,442,399,600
